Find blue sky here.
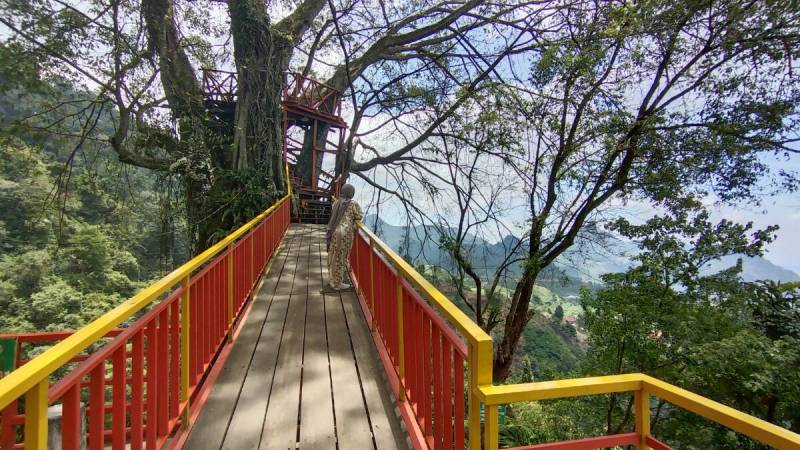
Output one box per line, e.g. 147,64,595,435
353,151,800,274
708,154,800,273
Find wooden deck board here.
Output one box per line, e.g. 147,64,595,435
261,230,309,450
222,235,301,450
340,290,409,450
183,228,296,450
183,224,407,450
322,244,375,450
299,242,337,449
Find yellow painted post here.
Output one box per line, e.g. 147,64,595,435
369,238,376,330
483,404,499,450
396,270,405,401
469,338,493,450
227,244,234,343
180,276,191,428
635,388,651,450
24,380,47,449
468,343,481,450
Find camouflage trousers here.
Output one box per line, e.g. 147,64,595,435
327,228,354,287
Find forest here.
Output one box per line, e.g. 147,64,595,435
1,0,799,448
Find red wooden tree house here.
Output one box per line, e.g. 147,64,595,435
282,72,348,224
202,69,348,224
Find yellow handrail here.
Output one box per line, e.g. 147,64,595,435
0,195,289,411
478,374,800,449
356,222,800,450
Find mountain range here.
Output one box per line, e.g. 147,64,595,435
363,215,800,288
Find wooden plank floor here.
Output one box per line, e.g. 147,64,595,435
184,225,408,450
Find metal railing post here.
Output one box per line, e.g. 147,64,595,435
635,388,650,449
227,245,234,343
395,270,405,401
24,380,47,449
180,276,191,428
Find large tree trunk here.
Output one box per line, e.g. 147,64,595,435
184,0,293,249
296,122,330,186
493,271,537,381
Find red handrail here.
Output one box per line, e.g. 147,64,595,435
349,230,467,450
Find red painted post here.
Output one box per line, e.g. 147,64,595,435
442,338,453,450
145,320,157,450
217,261,225,347
190,281,199,387
200,274,208,370
157,310,169,441
1,400,17,448
62,385,81,450
112,347,127,450
131,331,144,450
170,299,180,419
416,300,424,417
433,326,443,450
403,290,413,403
454,352,465,450
88,363,105,450
423,315,433,439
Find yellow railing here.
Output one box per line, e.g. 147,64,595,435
479,374,800,449
0,194,290,448
356,223,800,450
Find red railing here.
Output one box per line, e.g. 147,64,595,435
0,198,290,450
350,228,467,449
503,433,674,450
0,331,125,449
282,72,342,117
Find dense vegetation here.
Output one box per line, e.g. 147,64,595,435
0,81,189,333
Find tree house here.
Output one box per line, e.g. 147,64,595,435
282,72,348,224
201,69,348,225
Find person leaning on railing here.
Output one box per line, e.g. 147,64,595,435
326,183,362,291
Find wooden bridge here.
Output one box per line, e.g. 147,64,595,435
0,72,799,450
181,225,407,450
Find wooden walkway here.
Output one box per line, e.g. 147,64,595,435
184,225,408,450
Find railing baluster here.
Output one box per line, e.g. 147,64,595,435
88,363,105,450
396,271,405,401
62,384,81,450
227,245,234,342
180,276,191,428
369,238,376,329
433,326,443,450
131,332,144,450
170,299,180,421
157,310,169,441
442,336,453,450
190,280,199,387
112,347,127,450
1,401,16,449
145,320,157,450
423,315,433,440
454,352,465,450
